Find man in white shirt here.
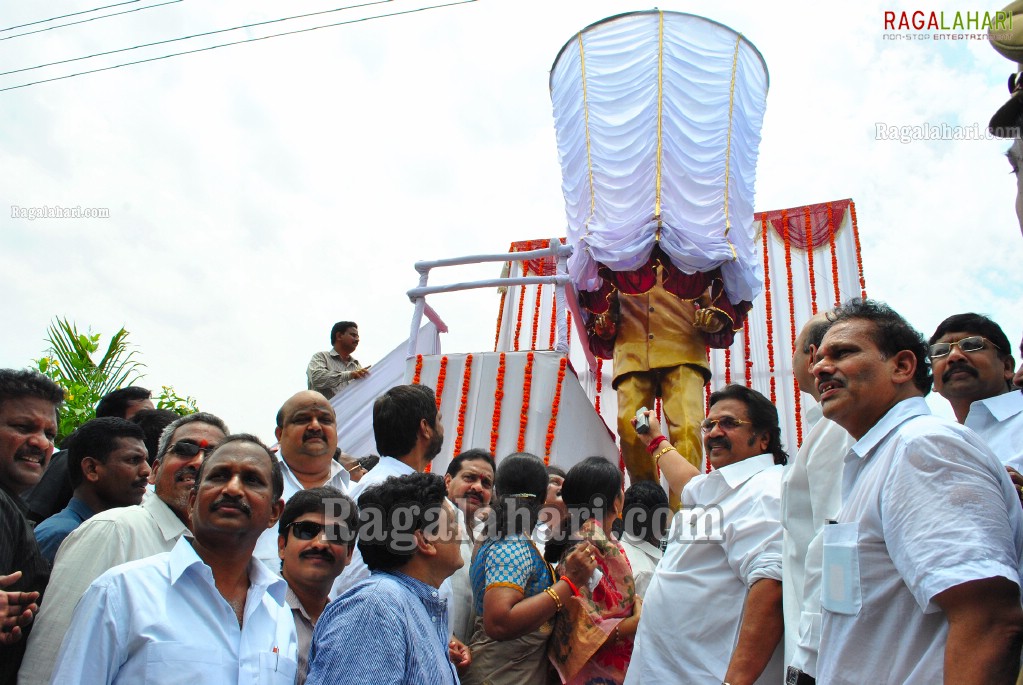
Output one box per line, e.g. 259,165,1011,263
50,433,296,685
253,391,349,570
335,383,443,594
928,313,1022,469
18,412,229,685
781,313,855,684
625,384,786,685
813,299,1023,685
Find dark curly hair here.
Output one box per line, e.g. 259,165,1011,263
356,472,449,571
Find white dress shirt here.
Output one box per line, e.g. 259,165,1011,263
624,454,784,685
964,389,1023,470
19,493,187,685
817,397,1023,685
252,452,350,572
50,536,298,685
447,502,477,643
780,402,854,676
617,532,662,598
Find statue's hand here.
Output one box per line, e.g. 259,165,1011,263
592,312,617,340
693,307,727,334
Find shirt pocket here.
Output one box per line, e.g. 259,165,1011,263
258,651,298,685
821,522,862,616
145,642,224,682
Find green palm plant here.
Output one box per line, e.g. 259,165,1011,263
36,318,146,444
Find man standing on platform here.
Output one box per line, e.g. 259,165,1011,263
307,322,368,400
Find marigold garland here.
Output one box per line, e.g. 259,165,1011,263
513,262,528,351
760,215,777,404
530,284,543,351
724,348,732,385
782,211,803,447
517,352,535,452
490,353,507,454
594,357,603,414
548,288,557,350
849,200,867,299
453,354,473,455
655,397,662,423
494,289,507,352
544,357,568,463
743,319,753,386
566,311,572,348
826,201,841,307
413,354,423,385
434,356,448,410
804,206,818,315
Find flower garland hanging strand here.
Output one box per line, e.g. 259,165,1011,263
804,205,818,315
761,214,777,404
548,288,557,350
743,319,752,386
453,354,473,455
849,200,867,299
494,289,507,352
513,262,528,351
426,356,448,473
827,201,841,307
517,352,535,452
782,210,803,447
724,348,732,385
413,354,424,385
530,284,543,351
490,353,507,454
544,357,568,464
566,311,572,348
594,358,603,414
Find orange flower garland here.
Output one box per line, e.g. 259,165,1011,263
453,354,473,455
827,201,841,307
782,211,803,447
594,357,603,414
655,397,662,423
517,352,535,452
490,353,507,454
413,354,423,385
760,214,777,404
494,289,507,352
544,357,568,464
513,262,528,351
548,288,557,350
849,200,867,299
724,348,732,385
566,311,572,347
426,355,449,474
530,284,543,351
804,206,818,315
743,319,752,386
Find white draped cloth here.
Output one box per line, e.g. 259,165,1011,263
550,10,769,305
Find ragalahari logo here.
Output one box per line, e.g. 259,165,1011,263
884,9,1012,31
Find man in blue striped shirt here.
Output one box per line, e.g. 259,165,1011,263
306,472,465,685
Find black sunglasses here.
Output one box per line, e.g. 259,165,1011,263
168,441,218,458
286,520,351,544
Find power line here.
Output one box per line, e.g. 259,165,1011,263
0,0,477,93
1,1,141,32
1,0,391,77
2,1,183,42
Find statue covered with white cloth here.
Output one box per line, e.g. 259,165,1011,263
549,11,769,502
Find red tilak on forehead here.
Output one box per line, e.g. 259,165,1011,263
199,439,209,448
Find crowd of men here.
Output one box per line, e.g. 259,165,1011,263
1,302,1022,684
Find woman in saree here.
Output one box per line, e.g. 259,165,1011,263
547,456,642,685
463,453,598,685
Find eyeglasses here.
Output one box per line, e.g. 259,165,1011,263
168,441,218,458
700,417,752,433
286,520,351,544
343,461,365,474
928,336,998,359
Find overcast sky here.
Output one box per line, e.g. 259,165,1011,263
2,0,1020,444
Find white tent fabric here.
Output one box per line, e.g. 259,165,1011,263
550,10,769,305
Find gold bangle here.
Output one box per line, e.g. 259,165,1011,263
654,444,674,463
544,586,563,611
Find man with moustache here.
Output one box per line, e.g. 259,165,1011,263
626,384,786,685
0,369,62,685
18,412,229,685
33,417,150,563
812,300,1023,684
307,321,369,400
928,313,1022,469
252,391,349,571
50,434,297,685
276,486,357,685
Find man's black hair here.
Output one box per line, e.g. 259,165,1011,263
66,417,146,488
330,321,358,346
372,384,437,457
356,472,448,571
95,387,152,419
130,409,179,464
0,369,64,409
445,448,496,478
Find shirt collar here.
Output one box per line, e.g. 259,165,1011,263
620,532,663,560
970,389,1023,421
378,456,416,476
144,491,190,542
380,570,448,616
851,396,931,460
804,402,824,431
714,453,776,489
277,451,346,487
66,496,95,521
168,536,288,603
285,586,315,624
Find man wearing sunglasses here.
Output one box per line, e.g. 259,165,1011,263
277,486,357,685
929,313,1022,470
627,384,786,685
19,412,229,685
